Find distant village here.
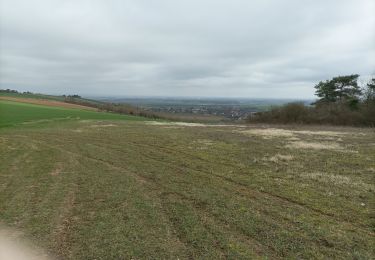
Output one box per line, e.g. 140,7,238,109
143,105,259,120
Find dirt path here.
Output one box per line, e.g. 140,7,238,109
0,227,52,260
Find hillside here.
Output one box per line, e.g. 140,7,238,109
0,91,229,123
0,90,101,104
0,98,374,259
0,98,144,128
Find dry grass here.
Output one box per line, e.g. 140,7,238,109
195,139,215,146
300,172,374,190
146,121,246,128
50,163,63,176
238,128,295,139
285,141,343,151
238,128,352,140
190,139,216,150
89,124,118,128
295,130,347,137
301,172,352,185
146,121,206,127
265,154,294,163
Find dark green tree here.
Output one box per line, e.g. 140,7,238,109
314,74,361,107
332,74,361,100
363,78,375,102
367,78,375,89
314,80,337,102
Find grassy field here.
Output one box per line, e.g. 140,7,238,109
0,91,66,101
0,100,143,127
0,101,374,259
0,91,101,105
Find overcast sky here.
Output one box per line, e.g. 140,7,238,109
0,0,374,98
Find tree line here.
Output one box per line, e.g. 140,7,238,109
248,75,375,126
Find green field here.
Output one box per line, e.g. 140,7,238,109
0,91,66,101
0,101,374,259
0,91,101,105
0,100,143,127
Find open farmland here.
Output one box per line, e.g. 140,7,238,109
0,100,374,259
0,96,98,111
0,100,143,127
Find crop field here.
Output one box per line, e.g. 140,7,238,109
0,101,374,259
0,100,143,127
0,97,99,111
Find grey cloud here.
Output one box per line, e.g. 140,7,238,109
0,0,374,98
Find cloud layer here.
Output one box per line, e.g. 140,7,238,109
0,0,374,98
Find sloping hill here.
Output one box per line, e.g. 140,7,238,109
0,96,98,111
0,99,144,127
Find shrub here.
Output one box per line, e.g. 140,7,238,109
248,101,374,126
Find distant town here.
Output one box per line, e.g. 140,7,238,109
97,97,312,120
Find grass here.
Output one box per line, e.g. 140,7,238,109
0,92,66,101
0,100,144,127
0,101,374,259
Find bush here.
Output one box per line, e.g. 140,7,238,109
248,101,374,126
249,102,310,124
